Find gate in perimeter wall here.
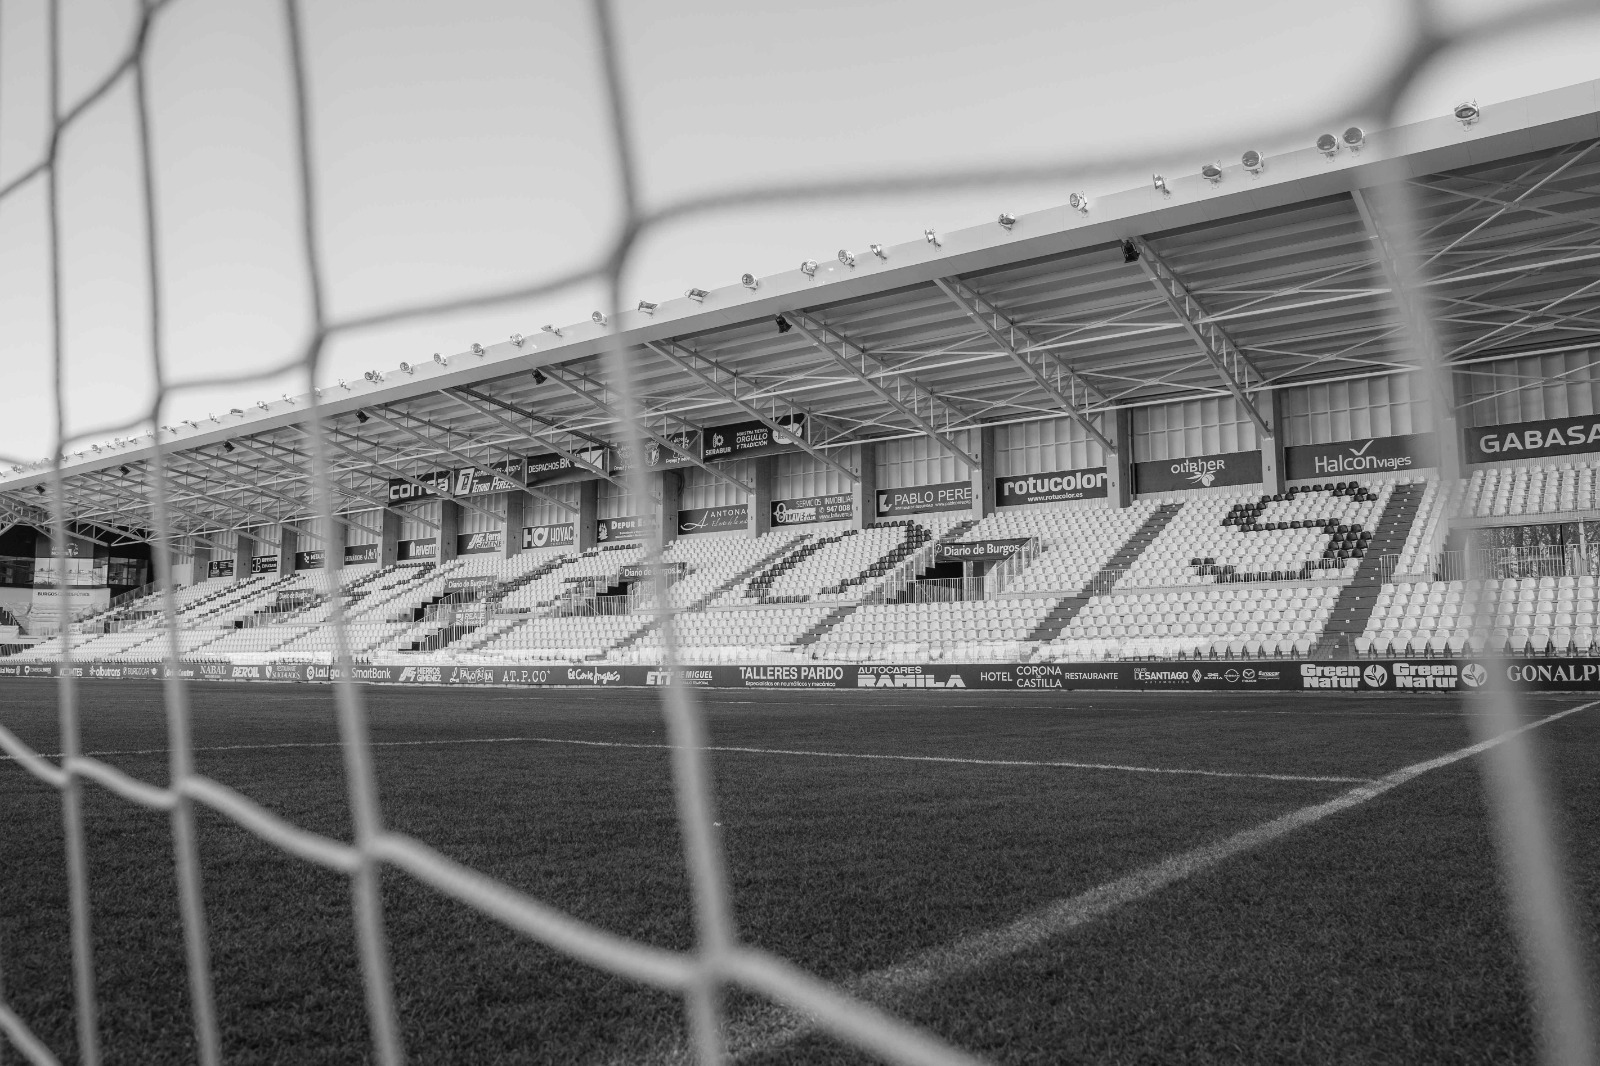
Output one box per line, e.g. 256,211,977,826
3,657,1599,693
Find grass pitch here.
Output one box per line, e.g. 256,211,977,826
1,681,1597,1064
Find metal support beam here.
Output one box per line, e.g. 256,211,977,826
315,428,503,528
933,277,1115,454
221,437,424,529
642,340,860,484
783,310,981,471
1129,239,1271,436
540,365,756,495
359,407,579,516
443,388,619,486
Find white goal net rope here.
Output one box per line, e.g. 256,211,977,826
0,1,1596,1064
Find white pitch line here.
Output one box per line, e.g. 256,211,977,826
7,735,1370,785
653,698,1599,1065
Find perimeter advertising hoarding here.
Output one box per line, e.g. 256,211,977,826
250,555,279,575
596,515,652,543
522,523,576,549
937,538,1031,563
24,657,1596,692
207,559,235,578
386,458,525,503
701,414,807,461
771,493,853,526
1284,433,1439,479
456,530,503,555
677,504,748,536
344,543,380,565
1463,414,1600,464
397,538,437,561
525,447,608,485
294,550,324,570
994,468,1108,506
875,481,973,518
1134,450,1262,493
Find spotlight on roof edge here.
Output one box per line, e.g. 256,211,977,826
433,352,447,366
1342,126,1366,151
398,362,414,375
229,407,244,416
637,300,658,314
510,332,525,347
741,273,759,290
1455,100,1480,126
256,400,270,410
800,260,818,276
923,228,940,248
838,249,856,267
283,392,296,403
869,243,887,260
997,212,1016,230
1200,162,1223,184
1068,193,1089,213
364,369,384,383
471,342,485,356
1242,149,1264,173
591,311,607,326
1151,173,1168,195
541,324,561,336
1316,132,1339,157
685,287,709,302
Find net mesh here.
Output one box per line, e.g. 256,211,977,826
0,1,1597,1063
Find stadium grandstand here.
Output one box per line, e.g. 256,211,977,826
5,80,1600,686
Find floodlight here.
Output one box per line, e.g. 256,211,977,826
775,315,792,335
1121,240,1141,264
532,369,547,385
1200,163,1223,184
356,410,369,424
119,465,129,476
923,228,940,248
433,352,447,366
283,392,297,403
398,362,414,375
1152,173,1168,194
637,300,658,314
1342,126,1365,150
1068,193,1089,213
1242,149,1264,173
257,400,271,410
313,387,323,399
800,260,818,277
224,441,235,453
364,370,384,383
591,311,607,326
510,332,525,347
741,273,759,290
230,407,244,416
1316,133,1339,157
838,249,855,267
869,243,887,260
997,212,1016,230
35,485,44,495
542,324,562,336
471,342,485,356
1454,100,1480,126
685,288,709,302
92,444,102,453
338,379,351,390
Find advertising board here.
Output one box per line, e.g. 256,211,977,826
344,543,380,565
456,530,503,555
386,458,524,503
293,549,324,570
397,538,438,561
936,538,1031,563
701,414,807,461
994,468,1108,506
522,523,576,549
771,493,853,526
1284,433,1439,479
677,504,748,535
207,559,235,578
596,516,653,543
1463,414,1600,464
875,481,973,518
1134,450,1262,493
250,555,279,575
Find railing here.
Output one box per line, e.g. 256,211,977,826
1432,545,1594,583
987,538,1041,596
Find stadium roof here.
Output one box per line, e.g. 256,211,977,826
5,79,1600,549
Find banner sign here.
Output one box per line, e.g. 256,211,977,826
387,458,524,503
1134,450,1262,493
995,468,1108,506
294,550,325,570
613,431,701,472
618,561,688,581
772,493,853,527
677,504,748,536
456,530,503,555
596,516,652,543
444,574,497,594
15,656,1598,693
875,481,973,518
1463,414,1600,464
344,543,380,565
207,559,235,579
702,415,807,461
522,523,576,550
525,448,608,485
250,555,279,575
397,538,437,561
937,538,1031,563
276,589,315,608
1285,433,1439,479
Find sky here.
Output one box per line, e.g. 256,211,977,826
1,0,1599,465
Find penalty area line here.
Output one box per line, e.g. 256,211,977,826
11,735,1370,785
